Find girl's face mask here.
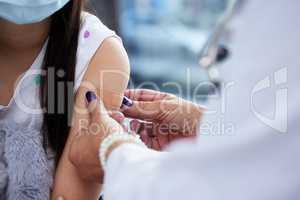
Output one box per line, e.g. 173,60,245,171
0,0,70,24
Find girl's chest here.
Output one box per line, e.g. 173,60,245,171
0,49,41,106
0,68,43,128
0,68,25,107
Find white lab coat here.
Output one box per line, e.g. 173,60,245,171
102,0,300,199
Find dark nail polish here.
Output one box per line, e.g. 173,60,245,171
86,91,97,103
122,96,133,107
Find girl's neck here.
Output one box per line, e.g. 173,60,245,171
0,18,51,53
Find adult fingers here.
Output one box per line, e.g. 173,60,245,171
130,119,154,136
110,111,128,131
125,89,168,102
122,100,161,120
109,111,125,124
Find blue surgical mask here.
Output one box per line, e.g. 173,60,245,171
0,0,70,24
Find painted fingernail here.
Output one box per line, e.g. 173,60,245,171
56,196,64,200
122,96,133,107
86,91,97,103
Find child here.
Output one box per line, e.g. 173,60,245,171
0,0,129,199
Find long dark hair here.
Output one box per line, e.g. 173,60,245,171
42,0,84,164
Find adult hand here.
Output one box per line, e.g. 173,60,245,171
122,89,204,150
68,91,125,183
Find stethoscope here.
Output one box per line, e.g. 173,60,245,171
198,0,239,93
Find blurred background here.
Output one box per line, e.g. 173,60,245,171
87,0,232,102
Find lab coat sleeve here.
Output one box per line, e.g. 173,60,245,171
102,143,170,200
102,129,300,200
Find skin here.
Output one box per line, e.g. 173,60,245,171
52,36,130,200
122,89,203,150
66,89,203,187
0,18,50,105
0,15,130,200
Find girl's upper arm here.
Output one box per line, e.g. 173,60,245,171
51,37,130,200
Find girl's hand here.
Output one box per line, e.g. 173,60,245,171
122,89,204,150
69,91,125,183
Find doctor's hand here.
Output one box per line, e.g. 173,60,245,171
122,89,204,150
69,91,125,183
